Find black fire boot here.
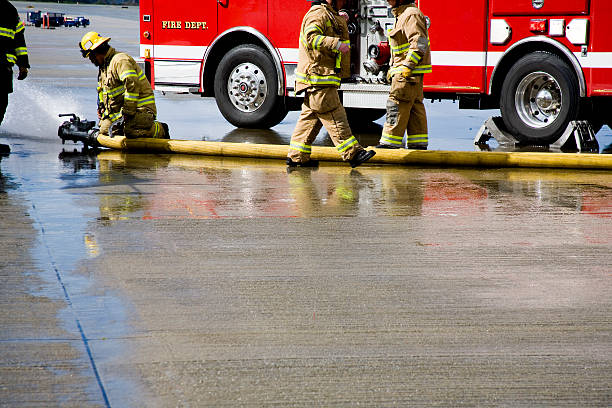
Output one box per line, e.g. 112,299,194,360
161,122,170,139
286,158,319,168
406,144,427,150
349,150,376,168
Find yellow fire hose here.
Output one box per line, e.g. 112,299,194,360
96,135,612,170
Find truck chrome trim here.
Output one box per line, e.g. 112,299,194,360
203,26,285,96
489,36,587,97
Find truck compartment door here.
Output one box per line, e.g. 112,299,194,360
151,0,217,86
418,0,488,94
217,0,267,37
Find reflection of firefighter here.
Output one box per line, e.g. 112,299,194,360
78,32,169,139
287,0,375,169
377,0,431,150
288,168,323,216
96,153,171,221
0,0,29,152
379,169,423,216
98,152,295,219
288,167,367,216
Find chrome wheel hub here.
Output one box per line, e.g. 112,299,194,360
515,72,562,129
227,63,267,113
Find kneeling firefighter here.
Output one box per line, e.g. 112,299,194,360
79,31,169,139
377,0,431,150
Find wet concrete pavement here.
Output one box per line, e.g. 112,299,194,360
1,2,612,407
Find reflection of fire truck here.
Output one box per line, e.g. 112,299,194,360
139,0,612,143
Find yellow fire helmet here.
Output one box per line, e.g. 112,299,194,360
79,31,111,58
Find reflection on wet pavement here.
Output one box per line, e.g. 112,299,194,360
53,150,612,222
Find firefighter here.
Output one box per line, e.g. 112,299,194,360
377,0,431,150
0,0,29,152
287,0,376,169
79,31,169,139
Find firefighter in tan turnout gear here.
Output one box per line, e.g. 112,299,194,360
79,32,168,139
287,0,375,169
377,0,431,150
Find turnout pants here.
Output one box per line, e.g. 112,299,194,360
0,92,8,126
288,87,363,163
379,75,428,149
1,66,13,126
99,108,167,139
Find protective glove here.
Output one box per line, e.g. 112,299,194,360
17,67,28,80
387,66,412,81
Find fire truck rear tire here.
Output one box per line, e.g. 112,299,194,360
500,52,580,144
214,45,287,129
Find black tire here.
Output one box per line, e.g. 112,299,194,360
500,52,580,144
345,108,385,125
214,45,287,129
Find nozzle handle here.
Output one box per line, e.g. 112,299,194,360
58,113,78,121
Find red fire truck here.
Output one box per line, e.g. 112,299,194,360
139,0,612,144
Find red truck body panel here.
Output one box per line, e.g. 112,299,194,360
140,0,612,99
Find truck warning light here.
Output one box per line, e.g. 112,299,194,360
161,21,208,30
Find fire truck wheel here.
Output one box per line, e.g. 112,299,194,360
214,45,287,129
500,52,579,144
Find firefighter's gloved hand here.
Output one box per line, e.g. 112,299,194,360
386,67,412,81
400,68,412,78
338,42,350,54
17,67,28,80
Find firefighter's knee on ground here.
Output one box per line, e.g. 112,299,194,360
123,110,159,138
